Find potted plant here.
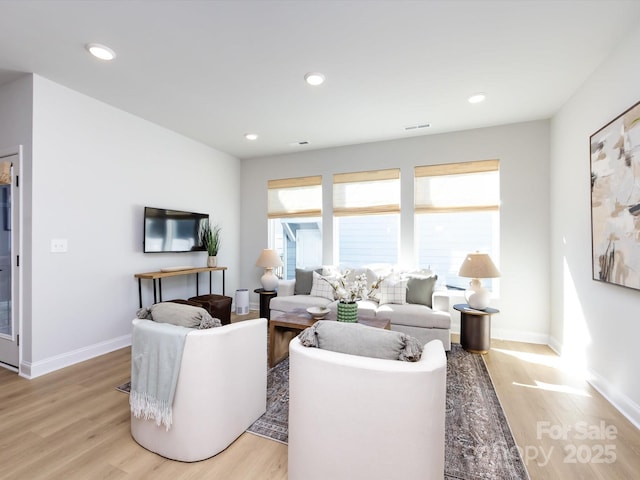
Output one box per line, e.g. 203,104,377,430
200,223,221,267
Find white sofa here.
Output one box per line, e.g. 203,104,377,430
270,268,451,350
130,318,267,462
288,336,447,480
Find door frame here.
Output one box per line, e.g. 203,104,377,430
0,145,22,374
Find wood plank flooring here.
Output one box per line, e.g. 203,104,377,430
0,318,638,479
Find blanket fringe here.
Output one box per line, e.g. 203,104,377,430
130,390,173,431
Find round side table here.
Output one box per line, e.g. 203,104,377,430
254,288,277,319
453,303,499,354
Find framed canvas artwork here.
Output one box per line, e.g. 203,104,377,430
590,100,640,290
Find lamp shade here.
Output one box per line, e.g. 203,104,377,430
458,252,500,279
256,249,283,268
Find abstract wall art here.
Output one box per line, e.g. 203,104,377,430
590,100,640,290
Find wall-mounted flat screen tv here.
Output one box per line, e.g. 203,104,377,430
144,207,209,253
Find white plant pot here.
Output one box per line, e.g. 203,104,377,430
207,256,217,267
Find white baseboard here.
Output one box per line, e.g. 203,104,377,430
537,335,640,431
450,324,550,345
547,334,562,355
491,327,550,345
588,369,640,431
20,334,131,379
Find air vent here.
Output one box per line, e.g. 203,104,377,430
404,123,431,131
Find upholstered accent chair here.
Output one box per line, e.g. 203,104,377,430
288,336,446,480
130,317,267,462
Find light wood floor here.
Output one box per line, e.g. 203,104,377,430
1,316,639,479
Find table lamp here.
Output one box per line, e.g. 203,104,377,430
256,248,283,291
458,252,500,310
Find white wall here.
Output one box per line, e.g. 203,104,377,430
240,120,551,343
550,22,640,427
21,75,240,377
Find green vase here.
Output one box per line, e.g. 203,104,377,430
337,302,358,322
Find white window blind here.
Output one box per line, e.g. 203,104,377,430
268,175,322,219
414,159,499,213
333,169,400,216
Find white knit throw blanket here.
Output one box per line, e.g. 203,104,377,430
130,320,190,431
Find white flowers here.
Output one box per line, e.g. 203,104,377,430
324,271,369,303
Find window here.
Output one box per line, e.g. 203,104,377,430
415,160,500,290
333,169,400,265
268,176,322,279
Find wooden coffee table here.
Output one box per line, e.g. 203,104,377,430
268,309,391,367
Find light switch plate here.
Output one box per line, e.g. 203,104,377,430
50,238,68,253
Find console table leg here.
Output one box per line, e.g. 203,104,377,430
209,271,212,294
153,279,157,304
222,270,225,295
138,279,143,308
158,279,163,302
196,273,199,296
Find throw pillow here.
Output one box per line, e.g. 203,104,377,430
406,275,438,308
299,321,423,362
148,302,222,329
310,271,337,301
294,267,322,295
378,277,408,305
367,272,390,303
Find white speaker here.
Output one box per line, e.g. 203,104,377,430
235,288,249,315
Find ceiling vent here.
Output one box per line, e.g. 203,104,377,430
404,123,431,131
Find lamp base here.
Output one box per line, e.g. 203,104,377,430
465,278,490,310
260,269,278,292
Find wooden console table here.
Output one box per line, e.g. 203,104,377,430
134,267,227,307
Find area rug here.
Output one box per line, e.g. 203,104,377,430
116,381,130,394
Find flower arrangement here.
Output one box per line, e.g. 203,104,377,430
323,270,369,303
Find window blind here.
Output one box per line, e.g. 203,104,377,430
267,175,322,219
333,168,400,216
414,160,499,213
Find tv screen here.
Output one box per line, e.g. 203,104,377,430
143,207,209,253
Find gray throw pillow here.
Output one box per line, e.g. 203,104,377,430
406,275,437,308
299,321,423,362
145,302,222,329
294,267,322,295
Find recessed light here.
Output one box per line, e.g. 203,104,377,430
468,93,486,104
86,43,116,61
304,72,325,86
245,133,258,141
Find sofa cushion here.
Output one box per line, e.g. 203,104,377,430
270,294,334,313
310,271,337,301
405,275,438,308
294,267,322,295
379,277,408,305
376,303,451,329
298,321,423,362
137,302,222,329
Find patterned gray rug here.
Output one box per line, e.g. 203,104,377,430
117,344,528,479
245,344,529,480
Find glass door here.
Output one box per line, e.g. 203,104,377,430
0,153,18,370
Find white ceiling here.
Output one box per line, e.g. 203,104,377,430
0,1,639,160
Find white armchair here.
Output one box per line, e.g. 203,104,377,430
130,318,267,462
288,336,447,480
